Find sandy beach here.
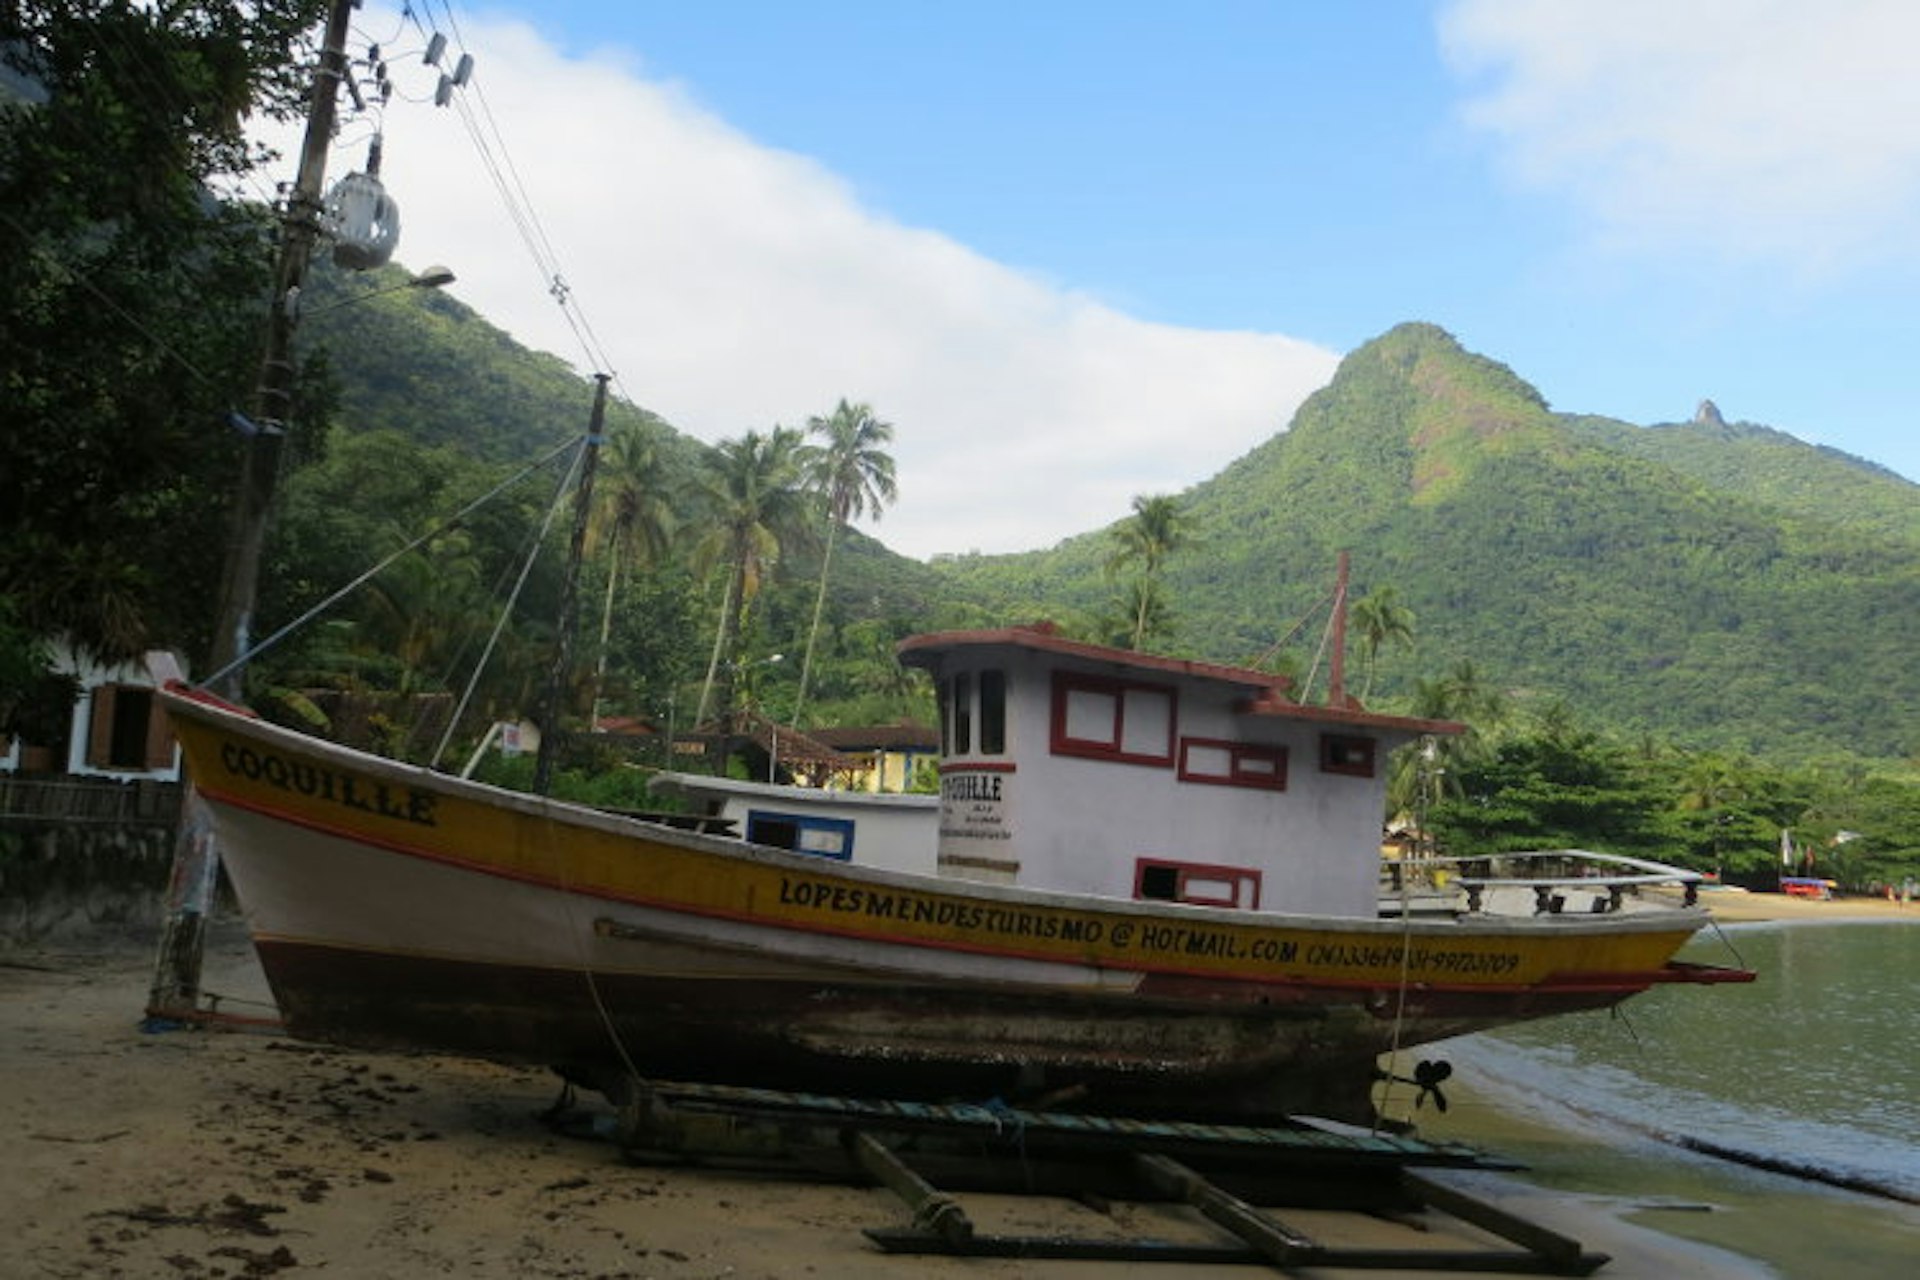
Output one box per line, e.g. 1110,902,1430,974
1686,887,1918,926
2,892,1911,1279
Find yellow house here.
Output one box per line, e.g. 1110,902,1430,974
805,723,939,794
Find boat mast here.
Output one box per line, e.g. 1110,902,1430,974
1329,549,1350,708
532,373,611,796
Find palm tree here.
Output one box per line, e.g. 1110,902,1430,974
690,427,813,743
1350,585,1415,702
794,400,897,725
585,419,675,727
1677,752,1747,877
1106,494,1197,649
1386,660,1508,823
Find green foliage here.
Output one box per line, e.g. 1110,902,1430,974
1569,410,1920,550
473,743,659,812
1411,710,1919,892
300,263,699,469
1104,493,1199,649
0,1,331,663
1428,717,1673,860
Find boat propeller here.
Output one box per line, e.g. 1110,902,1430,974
1382,1058,1453,1112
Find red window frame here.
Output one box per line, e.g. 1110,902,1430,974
1133,858,1262,910
1319,733,1377,778
1177,737,1289,791
1049,672,1177,766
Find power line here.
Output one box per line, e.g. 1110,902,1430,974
404,1,626,383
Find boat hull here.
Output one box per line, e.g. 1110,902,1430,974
164,688,1732,1122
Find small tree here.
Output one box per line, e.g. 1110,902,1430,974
1106,494,1198,649
1350,585,1415,701
794,400,897,724
691,428,812,745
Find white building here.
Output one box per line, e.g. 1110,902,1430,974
1,644,182,782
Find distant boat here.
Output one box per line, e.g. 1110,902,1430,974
159,621,1751,1124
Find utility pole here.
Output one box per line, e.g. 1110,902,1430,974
532,374,612,796
147,0,355,1021
206,0,356,698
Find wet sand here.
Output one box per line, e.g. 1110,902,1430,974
2,894,1905,1278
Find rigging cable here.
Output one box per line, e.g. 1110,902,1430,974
427,435,585,770
202,433,580,691
405,1,623,379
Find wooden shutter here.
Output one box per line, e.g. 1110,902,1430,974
142,691,175,770
87,685,119,768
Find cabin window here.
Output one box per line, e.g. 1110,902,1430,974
1050,673,1176,766
1319,733,1377,778
1178,737,1288,791
952,672,973,755
978,670,1007,755
1133,858,1261,909
745,810,855,862
86,684,171,771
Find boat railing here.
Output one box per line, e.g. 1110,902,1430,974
1383,849,1706,917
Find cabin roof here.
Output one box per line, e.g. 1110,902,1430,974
899,624,1286,690
648,770,938,811
897,624,1464,738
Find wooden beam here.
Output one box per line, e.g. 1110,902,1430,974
1133,1151,1315,1266
849,1132,973,1246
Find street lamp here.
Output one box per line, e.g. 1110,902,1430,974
294,264,455,319
716,652,782,777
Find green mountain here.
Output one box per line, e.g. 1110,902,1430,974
932,323,1920,762
1566,405,1920,549
307,283,1916,763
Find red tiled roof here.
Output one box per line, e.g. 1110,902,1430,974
808,723,939,751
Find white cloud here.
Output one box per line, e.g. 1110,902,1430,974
1440,0,1920,272
282,10,1337,559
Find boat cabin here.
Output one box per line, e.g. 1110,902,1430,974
897,625,1461,919
648,771,939,875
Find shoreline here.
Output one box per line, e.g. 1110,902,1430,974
1690,887,1920,925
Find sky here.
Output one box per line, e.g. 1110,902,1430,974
282,1,1920,559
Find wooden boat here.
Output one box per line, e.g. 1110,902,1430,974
158,620,1751,1123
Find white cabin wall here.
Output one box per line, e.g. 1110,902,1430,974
932,646,1406,916
717,794,937,875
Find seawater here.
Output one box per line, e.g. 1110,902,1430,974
1423,919,1920,1277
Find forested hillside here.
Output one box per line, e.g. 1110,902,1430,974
932,324,1920,763
1566,407,1920,550
260,263,976,755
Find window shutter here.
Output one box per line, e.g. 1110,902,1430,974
87,685,119,768
143,694,175,770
